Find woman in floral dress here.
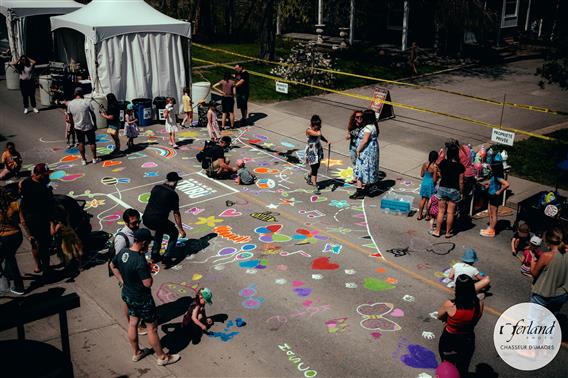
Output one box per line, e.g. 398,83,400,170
351,109,380,199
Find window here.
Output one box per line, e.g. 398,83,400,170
501,0,519,28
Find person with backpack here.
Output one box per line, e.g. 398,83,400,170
109,209,148,335
196,136,235,178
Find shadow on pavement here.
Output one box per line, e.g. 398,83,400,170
165,233,218,269
157,296,192,325
160,312,230,353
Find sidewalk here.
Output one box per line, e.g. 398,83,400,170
248,100,566,208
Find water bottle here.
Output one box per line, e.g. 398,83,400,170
486,148,493,164
469,144,475,163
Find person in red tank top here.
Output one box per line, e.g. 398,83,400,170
437,274,485,377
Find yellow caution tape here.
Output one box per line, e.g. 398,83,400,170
193,57,560,142
193,42,568,116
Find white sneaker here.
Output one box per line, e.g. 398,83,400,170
24,108,29,114
157,354,180,366
172,144,179,148
92,158,101,164
33,108,39,113
81,160,88,166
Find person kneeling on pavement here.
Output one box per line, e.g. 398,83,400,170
110,228,180,366
197,136,236,178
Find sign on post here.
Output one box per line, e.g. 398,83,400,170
491,128,515,146
275,81,289,94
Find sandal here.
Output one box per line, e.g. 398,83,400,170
445,232,454,239
132,348,151,362
416,215,424,221
428,230,440,238
425,216,431,221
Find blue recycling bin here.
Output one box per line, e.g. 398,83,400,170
131,98,153,126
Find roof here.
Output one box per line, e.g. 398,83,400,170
0,0,82,18
50,0,191,43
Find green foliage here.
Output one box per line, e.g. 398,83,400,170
270,42,335,87
497,129,568,189
537,38,568,91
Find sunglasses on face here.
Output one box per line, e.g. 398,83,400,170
355,116,363,119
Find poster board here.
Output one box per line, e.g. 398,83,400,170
370,86,395,120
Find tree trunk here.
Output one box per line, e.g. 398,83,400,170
225,0,234,37
259,0,276,60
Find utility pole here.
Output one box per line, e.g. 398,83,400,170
349,0,355,45
401,0,409,51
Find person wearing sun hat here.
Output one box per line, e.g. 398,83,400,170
182,287,213,335
511,222,531,256
448,248,491,293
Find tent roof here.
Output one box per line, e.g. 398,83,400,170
0,0,83,18
50,0,191,43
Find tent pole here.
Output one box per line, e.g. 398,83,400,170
188,36,193,99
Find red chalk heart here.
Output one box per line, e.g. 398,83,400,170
219,208,242,217
266,224,282,233
311,256,340,270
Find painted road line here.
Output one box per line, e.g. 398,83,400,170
196,171,240,193
179,192,235,208
106,194,134,209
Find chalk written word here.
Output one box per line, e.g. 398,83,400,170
213,225,252,243
177,178,217,199
277,343,317,377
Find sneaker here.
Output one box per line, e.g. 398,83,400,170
349,190,365,200
132,348,151,362
480,228,495,238
92,158,101,164
33,108,39,113
24,108,29,114
157,354,181,366
10,287,25,295
172,144,179,148
313,188,321,195
81,160,88,166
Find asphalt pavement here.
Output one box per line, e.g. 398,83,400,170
0,78,567,378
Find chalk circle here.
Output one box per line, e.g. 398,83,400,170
236,252,254,260
241,244,257,251
256,178,275,189
218,247,237,256
304,370,318,377
101,177,118,185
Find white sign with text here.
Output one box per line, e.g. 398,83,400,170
491,129,515,146
275,81,289,94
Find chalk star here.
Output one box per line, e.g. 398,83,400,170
267,203,279,209
321,158,343,167
195,216,224,228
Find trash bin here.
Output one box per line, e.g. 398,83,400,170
118,100,130,128
153,96,167,124
39,75,53,106
4,62,20,90
131,98,153,126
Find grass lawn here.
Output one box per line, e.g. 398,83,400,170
496,129,568,189
192,41,447,102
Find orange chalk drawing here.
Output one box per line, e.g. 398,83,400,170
213,225,252,243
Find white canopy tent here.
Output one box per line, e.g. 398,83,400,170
0,0,83,61
51,0,191,102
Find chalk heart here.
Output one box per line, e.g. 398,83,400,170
293,287,312,297
400,344,439,369
191,273,203,281
220,208,242,217
60,155,80,162
49,170,66,180
61,173,84,182
102,160,122,168
391,308,405,317
311,256,340,271
292,280,305,287
141,162,158,168
363,277,395,292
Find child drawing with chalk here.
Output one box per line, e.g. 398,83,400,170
182,288,213,334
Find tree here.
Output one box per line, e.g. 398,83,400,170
259,0,277,60
537,37,568,90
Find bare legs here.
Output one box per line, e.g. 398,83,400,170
127,317,166,360
433,200,456,237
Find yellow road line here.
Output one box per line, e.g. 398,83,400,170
192,42,568,116
193,57,560,142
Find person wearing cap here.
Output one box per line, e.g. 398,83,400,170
234,63,250,126
19,163,55,275
511,223,531,256
67,87,100,165
448,248,491,293
182,287,213,334
234,158,255,185
480,157,509,238
110,228,180,366
520,235,543,277
142,172,186,264
203,136,236,177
